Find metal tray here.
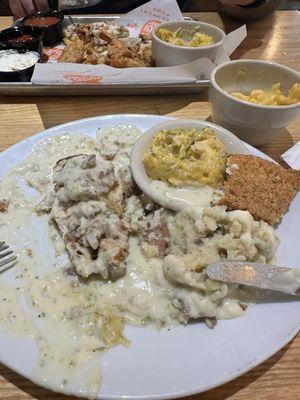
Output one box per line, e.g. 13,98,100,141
0,15,210,96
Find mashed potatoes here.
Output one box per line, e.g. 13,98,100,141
163,205,278,319
143,127,226,187
231,82,300,105
156,27,214,47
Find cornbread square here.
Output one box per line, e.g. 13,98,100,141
219,155,300,226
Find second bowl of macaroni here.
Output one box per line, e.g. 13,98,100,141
209,59,300,145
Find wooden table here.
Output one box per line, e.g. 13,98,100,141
0,10,299,400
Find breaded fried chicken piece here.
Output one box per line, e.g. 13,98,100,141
41,154,134,280
219,154,300,226
59,39,85,63
107,37,152,68
137,42,154,67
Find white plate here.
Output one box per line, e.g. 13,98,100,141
0,114,299,400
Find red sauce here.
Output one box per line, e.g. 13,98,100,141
7,34,34,43
24,16,60,28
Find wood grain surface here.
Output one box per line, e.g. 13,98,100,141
0,10,299,400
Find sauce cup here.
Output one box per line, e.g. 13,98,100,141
0,26,44,56
20,11,64,47
0,50,40,82
152,21,225,67
209,59,300,145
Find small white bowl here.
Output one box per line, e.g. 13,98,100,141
152,21,225,67
209,59,300,146
130,119,249,210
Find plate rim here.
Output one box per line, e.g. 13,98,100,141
0,113,278,163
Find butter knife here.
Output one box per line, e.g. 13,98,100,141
207,261,300,296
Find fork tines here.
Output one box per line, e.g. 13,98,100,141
0,241,17,271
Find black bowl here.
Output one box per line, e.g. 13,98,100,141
21,11,64,47
0,26,44,55
0,50,40,82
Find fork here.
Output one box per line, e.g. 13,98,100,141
0,241,17,272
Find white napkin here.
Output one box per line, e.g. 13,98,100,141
32,58,214,84
281,142,300,169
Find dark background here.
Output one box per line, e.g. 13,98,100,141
0,0,299,15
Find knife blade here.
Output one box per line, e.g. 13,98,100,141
207,261,300,296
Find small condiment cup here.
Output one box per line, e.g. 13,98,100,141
0,26,44,55
0,50,40,82
152,21,225,67
209,59,300,146
20,11,64,47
